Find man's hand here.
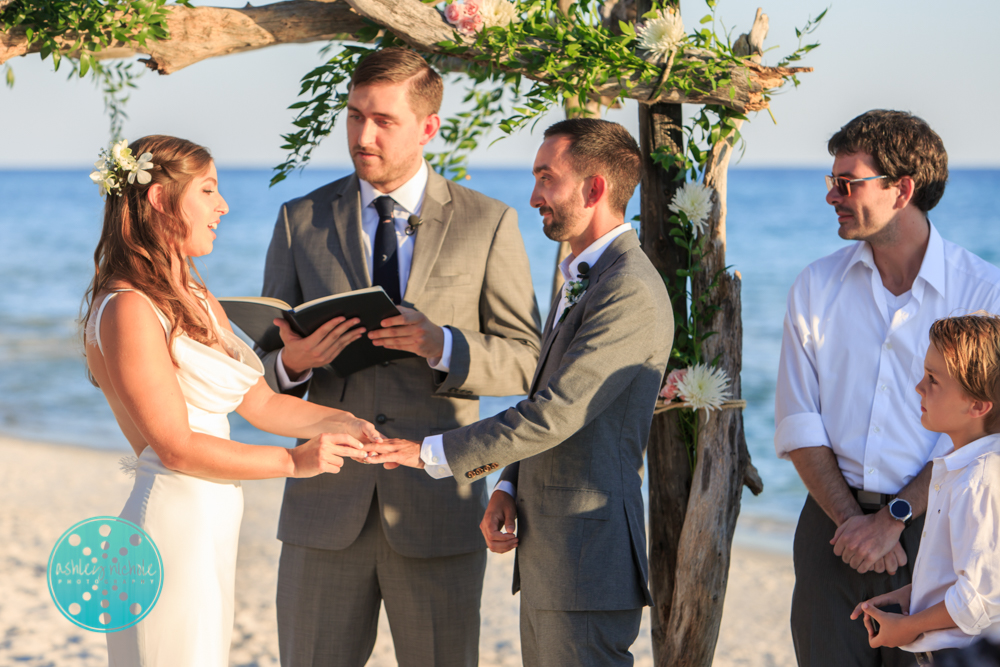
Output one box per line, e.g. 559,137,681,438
480,490,518,554
850,584,912,621
857,603,920,649
831,509,906,574
367,306,444,359
277,316,364,380
365,438,425,469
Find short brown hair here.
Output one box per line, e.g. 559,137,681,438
929,313,1000,433
543,118,641,217
350,47,443,118
828,110,948,212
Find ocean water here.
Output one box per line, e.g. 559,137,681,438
2,167,999,527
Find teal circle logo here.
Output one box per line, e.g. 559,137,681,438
47,516,163,632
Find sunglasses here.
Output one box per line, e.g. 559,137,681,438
824,174,888,197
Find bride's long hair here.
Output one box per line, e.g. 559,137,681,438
81,135,223,376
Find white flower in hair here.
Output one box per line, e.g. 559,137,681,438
130,152,155,185
89,139,155,197
90,165,118,198
636,8,685,62
674,363,731,416
669,181,714,238
478,0,518,28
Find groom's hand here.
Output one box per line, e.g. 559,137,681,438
365,439,425,469
481,490,518,554
367,307,444,359
276,316,364,379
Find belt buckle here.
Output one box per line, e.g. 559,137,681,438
856,490,883,506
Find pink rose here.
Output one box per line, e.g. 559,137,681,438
464,0,481,16
457,14,483,35
444,2,465,24
659,368,687,401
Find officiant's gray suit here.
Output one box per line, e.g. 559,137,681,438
260,165,541,667
442,230,672,666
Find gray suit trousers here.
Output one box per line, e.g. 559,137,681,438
519,596,642,667
276,495,487,667
791,494,921,667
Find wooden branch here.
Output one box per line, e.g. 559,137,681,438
345,0,810,112
0,0,366,73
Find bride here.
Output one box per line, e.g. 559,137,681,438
81,135,377,666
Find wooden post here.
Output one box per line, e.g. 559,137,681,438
634,0,691,655
651,11,767,666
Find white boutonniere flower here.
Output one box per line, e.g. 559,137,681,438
559,262,590,324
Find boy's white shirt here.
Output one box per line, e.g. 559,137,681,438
903,432,1000,652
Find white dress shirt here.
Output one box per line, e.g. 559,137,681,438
902,434,1000,652
774,223,1000,493
421,223,635,494
276,163,453,388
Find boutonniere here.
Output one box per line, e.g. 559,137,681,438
558,262,590,323
405,215,423,236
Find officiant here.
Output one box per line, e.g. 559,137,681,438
258,47,541,667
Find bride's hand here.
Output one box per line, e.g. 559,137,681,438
290,433,369,478
320,415,383,444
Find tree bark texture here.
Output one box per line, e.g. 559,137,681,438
1,0,810,113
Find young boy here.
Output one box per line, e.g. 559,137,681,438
850,314,1000,665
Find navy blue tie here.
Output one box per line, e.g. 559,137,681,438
373,196,401,304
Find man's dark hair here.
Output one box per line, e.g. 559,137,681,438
544,118,641,217
350,47,443,117
828,109,948,212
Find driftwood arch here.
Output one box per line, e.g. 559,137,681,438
1,2,810,663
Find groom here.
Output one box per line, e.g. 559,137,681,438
370,118,673,666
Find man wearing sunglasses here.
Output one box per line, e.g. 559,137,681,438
774,109,1000,667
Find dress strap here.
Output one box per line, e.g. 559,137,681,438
91,289,171,355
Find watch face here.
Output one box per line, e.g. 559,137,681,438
890,499,911,520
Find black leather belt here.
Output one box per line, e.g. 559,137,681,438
849,487,895,513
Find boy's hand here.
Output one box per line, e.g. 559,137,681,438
850,584,912,621
858,603,919,648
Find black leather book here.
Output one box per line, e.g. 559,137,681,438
219,286,416,377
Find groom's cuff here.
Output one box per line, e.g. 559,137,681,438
493,480,516,500
420,435,453,479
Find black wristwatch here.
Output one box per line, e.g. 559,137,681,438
888,498,913,528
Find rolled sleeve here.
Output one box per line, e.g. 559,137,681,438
774,284,830,459
774,412,832,459
945,577,993,636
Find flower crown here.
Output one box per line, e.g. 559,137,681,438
90,139,155,198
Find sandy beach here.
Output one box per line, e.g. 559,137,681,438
0,435,796,666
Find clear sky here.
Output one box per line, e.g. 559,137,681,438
1,0,997,169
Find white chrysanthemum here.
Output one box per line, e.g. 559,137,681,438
675,363,730,415
669,181,714,238
636,8,685,62
478,0,518,28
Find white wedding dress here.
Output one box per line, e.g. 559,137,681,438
89,290,264,666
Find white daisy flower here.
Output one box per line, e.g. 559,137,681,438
478,0,518,28
669,181,714,238
636,8,685,62
675,363,731,416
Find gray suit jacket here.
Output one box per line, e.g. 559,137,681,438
261,166,541,558
442,231,672,611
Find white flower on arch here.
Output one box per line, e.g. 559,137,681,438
636,8,685,62
674,363,731,416
669,181,714,238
